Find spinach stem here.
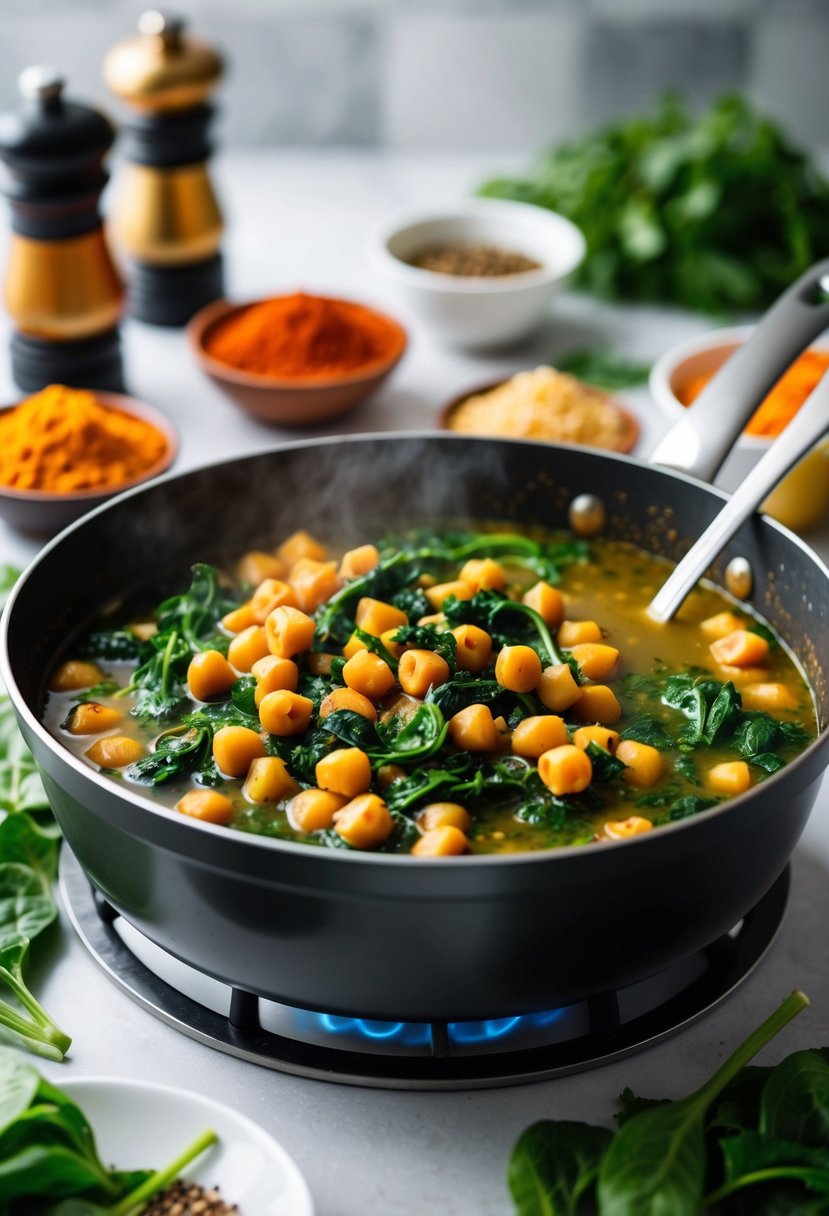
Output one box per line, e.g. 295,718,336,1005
694,991,808,1110
491,601,565,666
706,1166,829,1207
109,1128,217,1216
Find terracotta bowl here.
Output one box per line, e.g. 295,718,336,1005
187,296,407,427
0,391,178,538
438,378,640,454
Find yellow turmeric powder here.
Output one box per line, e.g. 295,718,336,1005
0,385,168,493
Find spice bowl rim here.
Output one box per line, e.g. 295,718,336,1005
0,389,178,506
187,294,408,390
59,1076,314,1216
438,374,640,455
369,198,586,294
649,323,829,451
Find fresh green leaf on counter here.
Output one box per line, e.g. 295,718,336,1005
509,992,823,1216
554,347,652,390
0,580,68,1062
0,1047,216,1213
509,1120,612,1216
480,94,829,313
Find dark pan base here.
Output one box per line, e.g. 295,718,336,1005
60,848,789,1091
6,436,829,1020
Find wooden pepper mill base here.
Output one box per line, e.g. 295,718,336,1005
128,253,224,327
11,328,125,394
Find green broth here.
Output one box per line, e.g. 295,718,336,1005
43,530,817,855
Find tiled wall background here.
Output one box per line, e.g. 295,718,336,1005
0,0,827,153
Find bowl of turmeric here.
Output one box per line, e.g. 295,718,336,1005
0,385,177,537
188,292,407,426
649,325,829,532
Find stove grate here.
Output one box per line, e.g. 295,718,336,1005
60,849,788,1091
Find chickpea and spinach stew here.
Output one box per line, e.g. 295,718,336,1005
45,527,816,856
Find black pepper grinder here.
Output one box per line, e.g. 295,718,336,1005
104,10,225,327
0,66,125,393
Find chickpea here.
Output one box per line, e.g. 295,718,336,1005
66,703,123,736
448,704,499,752
495,645,542,694
227,625,270,672
187,650,236,702
615,739,662,788
557,620,603,647
49,660,103,692
411,826,468,857
276,529,327,571
355,598,408,637
265,606,316,659
319,687,377,722
451,624,492,674
522,582,565,628
316,747,373,799
333,794,393,849
288,788,347,832
536,663,582,712
212,725,266,778
398,649,450,698
258,690,314,736
177,789,234,825
511,715,568,758
243,756,298,804
538,745,592,796
459,558,506,593
85,736,143,768
343,650,396,700
339,544,379,581
416,802,472,833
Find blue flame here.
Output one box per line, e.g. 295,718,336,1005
312,1008,565,1049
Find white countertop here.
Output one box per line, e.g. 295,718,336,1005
2,152,829,1216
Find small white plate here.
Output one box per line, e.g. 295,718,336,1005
60,1077,314,1216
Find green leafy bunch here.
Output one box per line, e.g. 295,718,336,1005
0,1048,215,1215
480,94,829,313
510,991,829,1215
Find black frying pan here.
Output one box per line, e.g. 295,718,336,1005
2,271,829,1023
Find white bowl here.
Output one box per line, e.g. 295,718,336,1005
368,199,586,350
61,1077,314,1216
649,324,829,532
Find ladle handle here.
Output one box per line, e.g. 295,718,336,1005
649,259,829,482
648,369,829,623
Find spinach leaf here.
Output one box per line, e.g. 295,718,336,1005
585,741,626,783
705,1130,829,1209
0,865,56,950
384,754,485,814
761,1051,829,1148
80,630,142,662
0,698,50,816
703,682,741,745
230,675,258,719
480,94,829,313
0,815,59,893
616,1087,670,1127
323,709,378,753
0,938,71,1061
656,794,720,823
128,726,212,786
596,991,808,1216
373,704,448,766
554,346,652,390
0,1048,39,1136
508,1120,612,1216
427,674,505,719
392,624,457,673
619,716,673,751
709,1065,773,1134
748,620,780,651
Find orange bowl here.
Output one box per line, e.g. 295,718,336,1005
438,377,639,454
0,391,178,538
188,296,407,427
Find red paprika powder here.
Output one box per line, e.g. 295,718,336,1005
204,292,404,379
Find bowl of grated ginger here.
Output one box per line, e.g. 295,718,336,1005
440,366,639,453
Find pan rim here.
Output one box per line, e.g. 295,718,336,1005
2,430,827,867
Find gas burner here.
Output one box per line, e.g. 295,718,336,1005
60,850,788,1091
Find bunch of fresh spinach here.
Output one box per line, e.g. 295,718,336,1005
480,94,829,313
0,1047,216,1214
509,990,829,1215
0,690,69,1062
553,347,652,391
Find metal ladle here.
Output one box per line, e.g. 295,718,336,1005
647,260,829,622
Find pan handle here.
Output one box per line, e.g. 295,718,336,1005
648,368,829,622
649,258,829,482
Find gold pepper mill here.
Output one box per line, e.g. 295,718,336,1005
104,10,225,326
0,66,124,392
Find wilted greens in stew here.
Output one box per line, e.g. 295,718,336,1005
43,527,816,856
